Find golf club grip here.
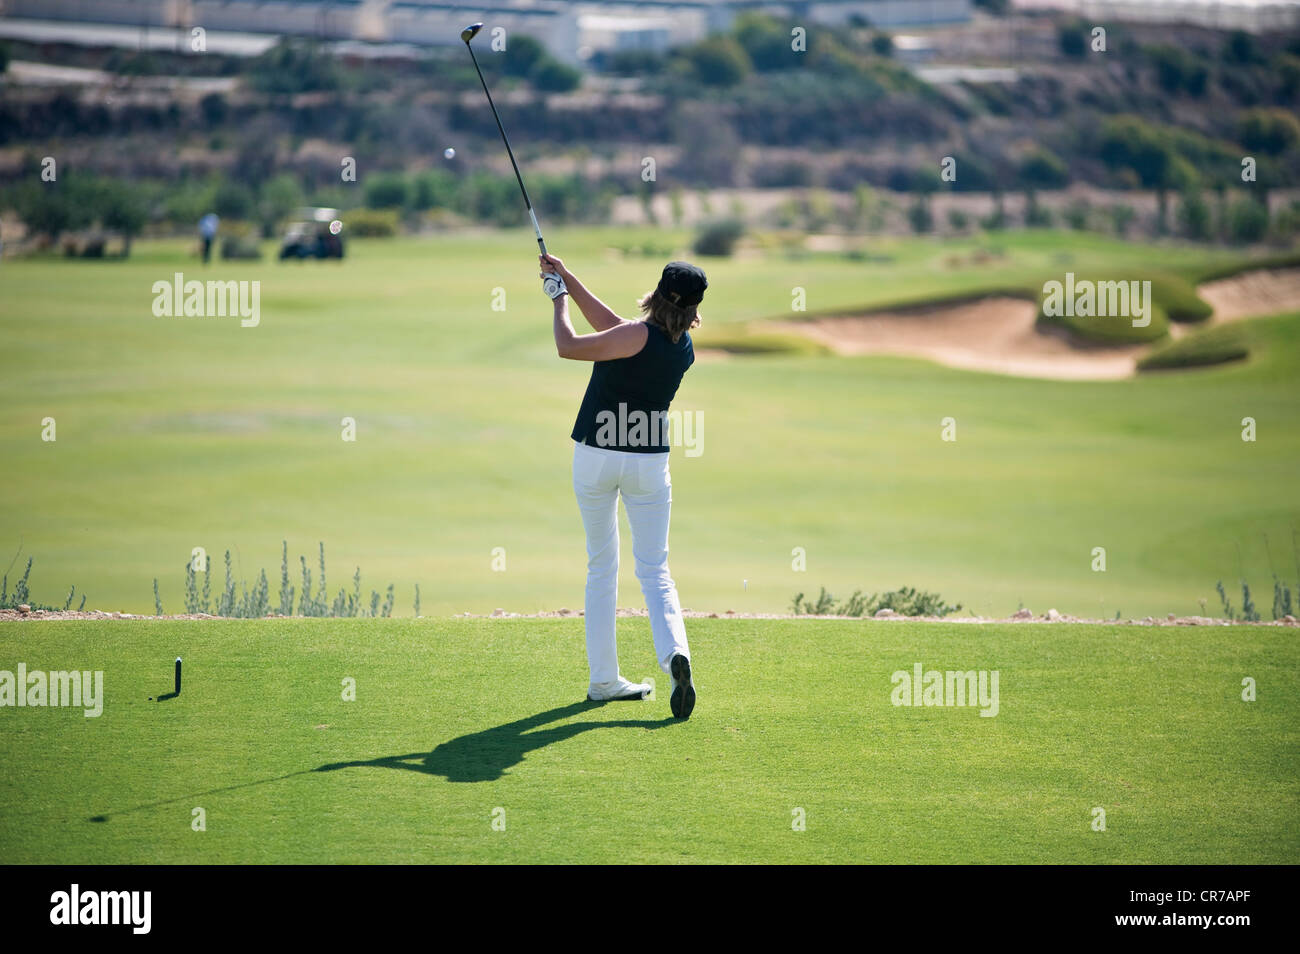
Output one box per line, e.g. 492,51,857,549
529,209,547,256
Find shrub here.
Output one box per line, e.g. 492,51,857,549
791,585,963,617
1063,199,1090,230
501,35,546,78
248,39,340,94
678,36,752,87
363,171,410,210
214,181,255,220
1036,272,1172,344
220,235,262,260
907,197,933,233
1149,272,1212,323
1138,322,1249,371
1023,191,1053,227
411,169,457,211
1109,203,1136,236
1221,30,1261,66
1228,199,1269,244
693,218,745,256
343,207,399,237
530,57,581,93
1177,189,1213,240
1,556,85,612
1058,20,1089,59
734,13,800,71
1019,148,1070,189
1236,108,1300,155
1146,45,1208,96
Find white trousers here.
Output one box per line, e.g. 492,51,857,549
572,440,690,684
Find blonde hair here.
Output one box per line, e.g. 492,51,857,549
638,289,701,343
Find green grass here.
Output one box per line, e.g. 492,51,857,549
1139,322,1252,371
1,228,1299,621
0,617,1294,864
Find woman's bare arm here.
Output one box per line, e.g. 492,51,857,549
541,254,624,332
552,295,647,361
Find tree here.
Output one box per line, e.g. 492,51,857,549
99,184,148,256
679,37,752,87
14,183,77,240
1177,189,1212,241
530,57,581,93
1222,30,1261,66
1237,108,1300,155
907,197,933,233
1058,20,1089,59
1019,148,1070,189
1146,45,1207,96
1228,199,1269,244
733,13,797,71
199,92,228,126
1098,116,1198,232
258,173,303,236
213,180,255,220
363,172,410,210
502,35,546,77
693,219,744,256
248,39,340,95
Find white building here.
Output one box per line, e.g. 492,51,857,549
1011,0,1300,32
385,3,579,61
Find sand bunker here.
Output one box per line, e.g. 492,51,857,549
772,297,1145,381
771,268,1300,380
1196,268,1300,323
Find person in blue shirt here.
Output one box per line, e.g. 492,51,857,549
198,213,219,264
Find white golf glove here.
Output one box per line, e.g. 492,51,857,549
542,271,567,300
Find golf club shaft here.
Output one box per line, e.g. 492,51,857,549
465,44,547,256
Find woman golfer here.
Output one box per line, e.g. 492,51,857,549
539,253,704,720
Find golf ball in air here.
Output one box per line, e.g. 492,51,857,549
444,147,456,160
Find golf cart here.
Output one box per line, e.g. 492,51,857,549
279,207,345,260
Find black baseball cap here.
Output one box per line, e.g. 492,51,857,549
656,261,708,308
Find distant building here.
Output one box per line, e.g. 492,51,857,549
385,3,580,62
189,1,364,40
711,1,971,28
0,0,975,59
3,0,176,27
1011,0,1300,32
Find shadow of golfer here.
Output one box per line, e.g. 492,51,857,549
314,700,675,783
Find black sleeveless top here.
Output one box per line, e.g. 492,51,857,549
571,322,694,453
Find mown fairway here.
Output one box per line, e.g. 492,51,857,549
1,228,1299,619
0,617,1294,864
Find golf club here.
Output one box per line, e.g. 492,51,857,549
460,22,548,258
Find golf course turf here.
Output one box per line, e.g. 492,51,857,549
2,229,1299,622
1,617,1294,864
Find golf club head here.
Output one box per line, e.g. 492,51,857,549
460,22,483,44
